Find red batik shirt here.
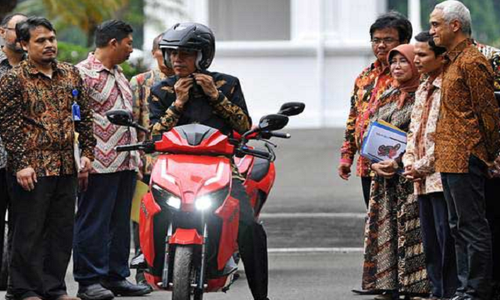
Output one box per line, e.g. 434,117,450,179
340,60,392,177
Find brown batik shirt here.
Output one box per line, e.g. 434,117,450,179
0,59,95,177
435,39,500,173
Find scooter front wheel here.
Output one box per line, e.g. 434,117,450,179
172,245,197,300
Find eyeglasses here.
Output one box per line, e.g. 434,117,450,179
371,38,398,45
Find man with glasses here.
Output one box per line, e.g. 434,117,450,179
337,11,412,296
338,11,412,213
0,12,27,295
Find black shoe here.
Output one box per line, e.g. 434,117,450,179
5,291,14,300
77,283,115,300
101,279,151,297
351,289,383,295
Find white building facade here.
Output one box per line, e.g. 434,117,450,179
143,0,421,128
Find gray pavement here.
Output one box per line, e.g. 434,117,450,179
1,128,375,300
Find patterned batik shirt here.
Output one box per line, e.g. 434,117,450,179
340,60,393,177
149,72,251,136
403,76,443,195
473,40,500,91
0,49,11,169
130,68,167,176
77,53,139,174
0,59,95,176
435,39,500,173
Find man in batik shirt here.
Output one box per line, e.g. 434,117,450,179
0,17,95,300
0,12,26,294
473,39,500,300
430,1,500,299
131,32,174,181
73,20,150,300
338,11,412,208
129,32,173,286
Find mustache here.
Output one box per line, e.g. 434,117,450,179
43,48,56,54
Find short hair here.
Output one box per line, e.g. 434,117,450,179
16,16,56,43
435,0,472,35
152,32,164,51
1,12,27,28
95,20,133,48
415,31,447,56
370,11,413,43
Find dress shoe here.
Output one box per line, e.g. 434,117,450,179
101,279,151,297
352,289,382,295
5,291,14,300
55,295,81,300
77,283,114,300
23,297,42,300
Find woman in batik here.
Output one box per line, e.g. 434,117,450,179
362,44,429,300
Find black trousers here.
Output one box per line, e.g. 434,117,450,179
485,177,500,284
361,176,371,208
441,155,492,300
150,179,268,300
0,168,10,287
417,192,457,298
7,175,77,300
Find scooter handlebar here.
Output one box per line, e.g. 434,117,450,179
269,132,290,139
237,146,272,160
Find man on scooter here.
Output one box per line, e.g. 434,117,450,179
148,22,270,300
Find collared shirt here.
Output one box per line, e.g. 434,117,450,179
77,53,139,174
340,60,392,177
435,39,500,173
130,68,167,176
0,49,11,169
0,59,95,176
403,76,443,195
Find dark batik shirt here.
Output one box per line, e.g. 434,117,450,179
149,71,251,136
0,59,96,176
0,49,12,169
435,39,500,173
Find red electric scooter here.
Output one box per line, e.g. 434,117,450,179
106,102,305,300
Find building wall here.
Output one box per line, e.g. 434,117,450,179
143,0,390,128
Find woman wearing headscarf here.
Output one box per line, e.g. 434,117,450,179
361,44,429,300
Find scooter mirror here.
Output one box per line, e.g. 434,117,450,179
106,109,134,126
258,114,289,131
277,102,305,116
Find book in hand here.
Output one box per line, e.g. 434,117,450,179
361,120,407,163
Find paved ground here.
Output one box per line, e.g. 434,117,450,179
1,128,377,300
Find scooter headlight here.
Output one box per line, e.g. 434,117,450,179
195,196,212,211
152,184,181,210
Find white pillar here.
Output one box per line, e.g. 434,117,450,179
408,0,422,37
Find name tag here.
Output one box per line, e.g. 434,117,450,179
72,89,81,121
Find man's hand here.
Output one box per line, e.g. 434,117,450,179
16,167,37,191
78,157,92,192
371,160,397,178
338,162,352,180
174,77,193,108
491,155,500,177
403,164,423,182
193,73,218,100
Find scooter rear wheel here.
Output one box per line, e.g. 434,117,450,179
172,245,196,300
